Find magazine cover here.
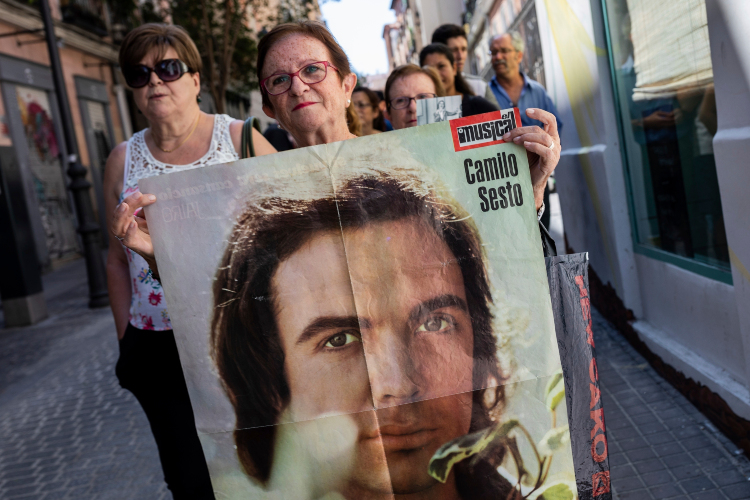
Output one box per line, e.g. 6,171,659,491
416,95,462,125
141,109,581,499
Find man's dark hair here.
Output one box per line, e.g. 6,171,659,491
211,172,505,484
420,43,475,96
432,24,467,45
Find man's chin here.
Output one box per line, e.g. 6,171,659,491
384,448,441,495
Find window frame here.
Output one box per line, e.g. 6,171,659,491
599,0,733,286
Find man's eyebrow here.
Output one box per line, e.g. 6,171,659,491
296,316,369,346
408,294,469,324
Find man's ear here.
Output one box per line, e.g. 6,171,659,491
342,72,357,100
262,103,276,120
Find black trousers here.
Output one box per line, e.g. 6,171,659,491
116,324,215,499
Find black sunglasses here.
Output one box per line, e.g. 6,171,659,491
123,59,192,89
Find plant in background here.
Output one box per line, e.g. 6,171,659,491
429,371,576,500
169,0,265,114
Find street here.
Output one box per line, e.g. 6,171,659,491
0,256,748,499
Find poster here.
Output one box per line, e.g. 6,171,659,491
416,95,462,125
16,86,79,262
142,109,580,499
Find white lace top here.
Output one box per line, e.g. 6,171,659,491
121,114,239,331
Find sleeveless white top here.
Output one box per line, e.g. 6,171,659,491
121,114,239,331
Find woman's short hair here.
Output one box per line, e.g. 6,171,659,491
384,64,445,110
211,171,505,483
419,43,475,97
119,23,202,75
353,87,386,132
257,21,352,112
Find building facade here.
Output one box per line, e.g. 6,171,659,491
465,0,750,443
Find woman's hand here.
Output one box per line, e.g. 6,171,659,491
111,191,158,271
502,108,561,211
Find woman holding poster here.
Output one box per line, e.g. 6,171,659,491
111,19,562,498
103,23,275,498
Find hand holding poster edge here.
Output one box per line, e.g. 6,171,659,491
501,108,561,211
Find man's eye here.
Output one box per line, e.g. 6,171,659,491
304,65,321,74
271,75,290,86
324,332,361,348
416,316,453,333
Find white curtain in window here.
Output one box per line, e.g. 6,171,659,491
626,0,713,101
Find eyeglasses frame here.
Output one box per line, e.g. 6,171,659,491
388,93,438,110
124,59,192,89
261,61,339,96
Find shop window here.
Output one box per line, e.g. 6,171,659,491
604,0,730,274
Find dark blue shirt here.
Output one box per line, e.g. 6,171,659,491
489,72,563,132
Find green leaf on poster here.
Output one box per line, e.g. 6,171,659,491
545,372,565,412
537,425,570,456
533,481,575,500
428,418,519,483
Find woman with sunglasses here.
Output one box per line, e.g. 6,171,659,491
103,23,274,499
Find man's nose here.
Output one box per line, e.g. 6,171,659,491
367,334,422,407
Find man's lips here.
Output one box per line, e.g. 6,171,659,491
293,102,317,111
149,94,167,99
366,425,437,451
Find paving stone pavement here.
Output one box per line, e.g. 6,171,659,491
2,256,750,499
594,309,750,499
0,257,168,500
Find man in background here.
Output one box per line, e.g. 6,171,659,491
432,24,499,108
489,31,563,227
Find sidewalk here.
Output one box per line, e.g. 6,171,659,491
0,257,167,499
1,257,749,499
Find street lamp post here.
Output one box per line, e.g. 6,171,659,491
39,0,109,308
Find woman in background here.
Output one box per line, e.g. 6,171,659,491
352,87,386,135
420,43,498,117
383,64,444,130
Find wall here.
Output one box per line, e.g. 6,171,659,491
536,0,750,417
707,0,750,403
414,0,464,47
0,14,124,240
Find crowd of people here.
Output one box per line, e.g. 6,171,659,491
105,19,562,499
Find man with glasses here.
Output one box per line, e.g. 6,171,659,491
489,31,562,227
383,65,444,130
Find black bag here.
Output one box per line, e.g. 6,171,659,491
546,252,612,499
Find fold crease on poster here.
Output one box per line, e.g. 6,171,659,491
141,109,609,499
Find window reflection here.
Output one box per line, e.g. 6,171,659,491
607,0,729,270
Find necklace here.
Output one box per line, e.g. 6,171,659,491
155,113,201,153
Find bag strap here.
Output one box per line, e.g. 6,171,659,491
240,116,262,159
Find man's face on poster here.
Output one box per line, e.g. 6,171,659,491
271,216,475,494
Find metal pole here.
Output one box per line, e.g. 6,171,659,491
39,0,109,308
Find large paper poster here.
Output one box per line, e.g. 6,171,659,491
142,109,579,499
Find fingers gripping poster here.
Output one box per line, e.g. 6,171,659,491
141,110,581,499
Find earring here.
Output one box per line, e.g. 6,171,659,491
197,95,202,103
347,99,351,105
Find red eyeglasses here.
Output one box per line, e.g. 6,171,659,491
261,61,339,96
